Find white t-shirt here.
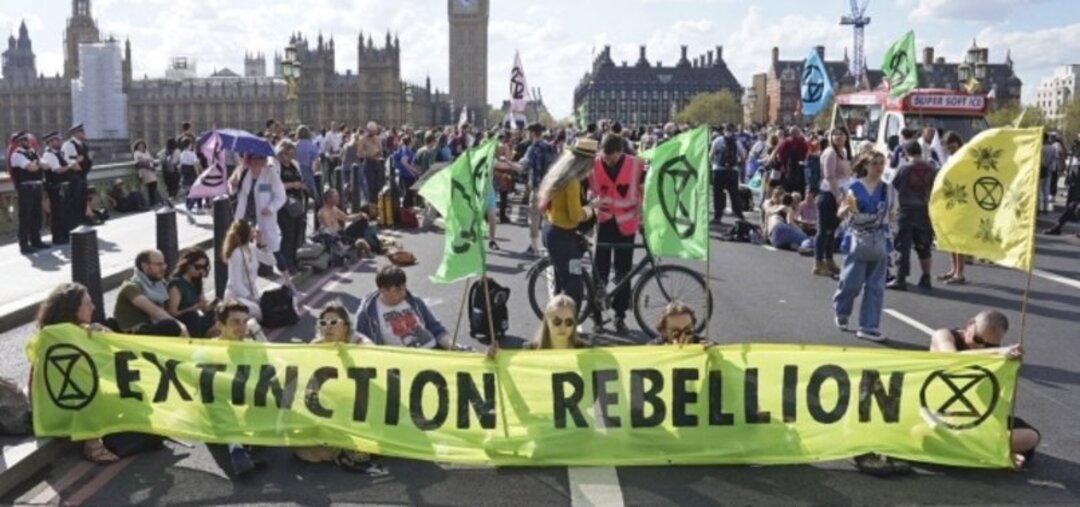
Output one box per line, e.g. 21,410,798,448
41,151,65,171
179,149,198,166
9,150,33,170
375,299,435,348
61,139,83,162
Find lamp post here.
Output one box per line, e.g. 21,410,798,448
282,43,302,129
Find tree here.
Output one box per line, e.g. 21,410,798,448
987,103,1048,129
676,91,741,127
1060,97,1080,140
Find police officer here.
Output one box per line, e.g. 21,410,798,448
9,132,48,254
62,123,92,226
41,131,76,245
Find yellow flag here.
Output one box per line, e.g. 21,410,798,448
929,127,1042,271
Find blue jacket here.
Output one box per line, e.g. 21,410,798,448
354,290,447,346
522,140,557,188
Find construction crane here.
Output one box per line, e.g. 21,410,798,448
840,0,871,81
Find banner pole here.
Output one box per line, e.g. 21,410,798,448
451,277,470,349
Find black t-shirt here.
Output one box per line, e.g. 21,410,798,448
279,161,304,199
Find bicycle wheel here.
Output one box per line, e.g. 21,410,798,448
526,257,594,322
632,265,713,339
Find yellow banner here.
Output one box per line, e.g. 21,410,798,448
930,127,1042,271
29,324,1017,467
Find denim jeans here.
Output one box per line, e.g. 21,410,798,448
542,223,584,310
814,192,839,261
832,254,887,332
1039,176,1051,211
769,222,808,250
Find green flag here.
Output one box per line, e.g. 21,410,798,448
416,162,454,217
642,126,710,261
883,30,918,99
577,104,588,131
428,139,497,284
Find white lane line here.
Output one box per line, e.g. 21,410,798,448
761,245,779,252
1032,268,1080,291
568,466,625,507
883,309,935,336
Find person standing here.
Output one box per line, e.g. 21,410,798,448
159,138,181,202
390,135,419,208
275,140,306,274
230,154,290,289
40,132,76,246
538,140,599,312
589,134,644,332
833,152,894,342
771,126,809,194
938,131,970,284
9,132,47,254
710,123,746,225
294,125,321,217
133,139,159,208
61,124,92,226
178,138,201,212
887,141,937,291
814,128,852,276
357,122,385,205
520,123,558,256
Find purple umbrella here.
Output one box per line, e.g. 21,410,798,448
196,128,274,157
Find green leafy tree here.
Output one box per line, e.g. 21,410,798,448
676,91,742,127
1060,97,1080,140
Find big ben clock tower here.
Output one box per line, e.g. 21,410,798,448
448,0,488,122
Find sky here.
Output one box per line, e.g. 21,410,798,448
2,0,1078,118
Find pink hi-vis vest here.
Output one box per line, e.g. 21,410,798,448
590,155,642,236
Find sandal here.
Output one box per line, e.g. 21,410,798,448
83,440,120,464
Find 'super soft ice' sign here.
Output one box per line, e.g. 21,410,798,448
29,324,1016,467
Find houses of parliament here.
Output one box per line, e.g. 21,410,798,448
0,0,453,151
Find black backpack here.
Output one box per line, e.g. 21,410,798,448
468,277,510,343
259,285,299,329
720,135,739,168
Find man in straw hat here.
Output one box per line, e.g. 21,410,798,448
536,137,600,311
8,131,48,254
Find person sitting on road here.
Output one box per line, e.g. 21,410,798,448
211,300,266,477
316,188,380,258
354,265,456,349
36,282,120,464
931,310,1039,469
106,178,146,213
793,191,818,237
528,295,587,349
223,220,277,322
113,249,187,337
295,302,389,476
165,247,219,338
649,301,710,345
763,189,809,251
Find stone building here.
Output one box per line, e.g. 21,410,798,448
764,46,860,126
573,45,743,126
448,0,489,124
1037,65,1080,124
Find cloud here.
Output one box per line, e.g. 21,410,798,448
908,0,1049,22
971,22,1080,102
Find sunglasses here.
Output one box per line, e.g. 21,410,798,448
971,333,1000,348
318,318,343,328
666,326,694,340
549,316,575,328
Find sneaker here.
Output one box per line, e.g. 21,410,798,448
886,279,907,291
917,274,932,290
230,447,256,477
522,245,536,257
488,240,501,251
614,318,629,334
835,316,849,331
856,329,886,342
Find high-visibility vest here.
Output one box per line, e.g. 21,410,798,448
589,155,642,236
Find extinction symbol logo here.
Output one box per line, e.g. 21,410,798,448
919,366,1000,430
510,66,526,100
973,177,1005,211
888,50,910,86
44,343,98,410
657,156,698,239
802,64,825,103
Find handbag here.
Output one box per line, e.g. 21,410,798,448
849,227,888,262
284,194,305,218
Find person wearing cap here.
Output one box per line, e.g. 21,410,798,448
537,138,601,311
61,123,93,225
9,132,48,253
41,131,78,245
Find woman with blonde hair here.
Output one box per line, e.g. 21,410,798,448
529,294,585,349
537,138,599,311
222,220,277,322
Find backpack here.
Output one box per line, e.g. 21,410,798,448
468,277,510,344
397,207,419,230
720,136,739,168
725,219,761,243
259,285,299,329
0,377,30,435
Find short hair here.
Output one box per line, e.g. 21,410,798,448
275,139,296,156
904,140,923,157
527,122,545,134
134,249,159,271
297,125,312,140
611,121,624,134
975,310,1009,334
266,119,277,129
181,121,192,131
900,128,918,140
781,194,794,206
375,264,407,289
600,134,624,155
943,131,963,146
215,299,250,324
424,132,437,144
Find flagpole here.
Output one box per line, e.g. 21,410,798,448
451,277,471,349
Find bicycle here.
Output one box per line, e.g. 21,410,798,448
526,236,713,339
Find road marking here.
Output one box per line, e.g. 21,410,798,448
26,459,95,505
1032,268,1080,291
761,245,779,252
267,266,361,342
63,456,137,506
883,309,935,335
568,466,625,507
